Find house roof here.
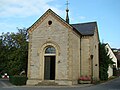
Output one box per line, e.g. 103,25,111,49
71,22,97,36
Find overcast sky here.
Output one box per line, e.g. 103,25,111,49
0,0,120,48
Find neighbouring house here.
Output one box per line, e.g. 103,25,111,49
112,48,120,68
27,9,100,85
105,43,118,77
116,52,120,68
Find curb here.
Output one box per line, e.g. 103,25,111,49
9,84,93,88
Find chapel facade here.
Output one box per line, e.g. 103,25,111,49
27,9,100,85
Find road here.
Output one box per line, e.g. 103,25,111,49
0,79,13,88
0,77,120,90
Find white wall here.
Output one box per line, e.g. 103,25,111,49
105,44,118,77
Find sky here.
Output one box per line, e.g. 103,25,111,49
0,0,120,48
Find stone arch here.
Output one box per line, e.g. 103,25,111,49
38,41,60,80
38,41,60,56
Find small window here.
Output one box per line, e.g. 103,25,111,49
48,20,52,25
45,46,56,54
95,45,96,48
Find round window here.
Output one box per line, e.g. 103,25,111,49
48,20,52,25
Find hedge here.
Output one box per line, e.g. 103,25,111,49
9,75,28,85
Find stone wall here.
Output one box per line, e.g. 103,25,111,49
81,37,91,76
69,30,81,84
27,14,71,85
89,28,99,81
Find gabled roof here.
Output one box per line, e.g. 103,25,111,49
28,9,73,33
71,22,97,36
28,9,97,36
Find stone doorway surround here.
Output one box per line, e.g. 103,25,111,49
40,42,60,81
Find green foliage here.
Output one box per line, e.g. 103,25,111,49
0,28,28,76
9,75,28,85
0,74,1,78
99,43,114,81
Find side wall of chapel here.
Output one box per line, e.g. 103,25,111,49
81,36,91,76
81,29,99,81
68,30,81,84
90,29,99,81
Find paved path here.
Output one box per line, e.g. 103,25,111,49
0,77,120,90
83,77,120,90
0,79,13,88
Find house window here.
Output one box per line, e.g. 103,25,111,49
45,46,56,54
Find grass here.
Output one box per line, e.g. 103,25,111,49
108,76,118,80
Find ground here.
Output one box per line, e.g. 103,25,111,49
0,77,120,90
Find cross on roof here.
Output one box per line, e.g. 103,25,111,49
66,0,70,10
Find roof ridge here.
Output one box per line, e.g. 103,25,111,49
71,21,97,25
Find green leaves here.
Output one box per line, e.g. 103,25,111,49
99,43,114,80
0,28,28,76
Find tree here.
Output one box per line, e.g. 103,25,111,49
0,28,28,76
0,38,7,75
99,43,114,80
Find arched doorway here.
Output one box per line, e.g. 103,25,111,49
44,46,56,80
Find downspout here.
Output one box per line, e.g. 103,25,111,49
91,54,93,83
80,36,82,76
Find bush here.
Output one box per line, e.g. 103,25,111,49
99,43,114,81
0,71,3,78
9,75,28,85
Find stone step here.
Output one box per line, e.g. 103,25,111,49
36,81,58,86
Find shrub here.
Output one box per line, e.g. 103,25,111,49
99,43,114,81
0,71,2,78
9,75,28,85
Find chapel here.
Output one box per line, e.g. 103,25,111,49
27,8,100,85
